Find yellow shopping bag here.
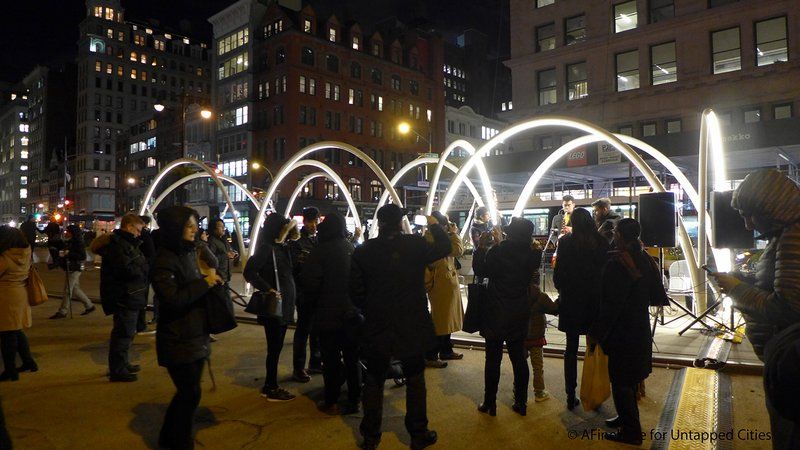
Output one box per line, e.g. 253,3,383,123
579,342,611,411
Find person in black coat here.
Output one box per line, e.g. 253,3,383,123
19,215,38,254
289,206,322,382
350,204,450,450
301,212,360,414
206,217,235,284
591,218,666,446
137,215,157,328
93,214,149,382
151,206,221,450
553,208,609,409
472,217,541,416
50,225,96,319
243,213,300,402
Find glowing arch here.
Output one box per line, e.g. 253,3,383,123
250,141,400,252
284,172,327,217
424,139,495,218
147,172,260,215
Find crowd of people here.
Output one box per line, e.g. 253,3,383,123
0,168,798,449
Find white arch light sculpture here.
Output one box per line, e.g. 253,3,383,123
424,139,496,219
147,172,260,214
284,172,327,217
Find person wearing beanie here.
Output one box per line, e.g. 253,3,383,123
710,168,800,448
289,206,323,382
470,206,492,248
50,224,95,319
350,203,451,450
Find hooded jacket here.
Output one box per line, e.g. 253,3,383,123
0,247,32,331
61,225,87,272
729,169,800,360
91,230,149,314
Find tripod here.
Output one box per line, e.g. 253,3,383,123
678,289,737,336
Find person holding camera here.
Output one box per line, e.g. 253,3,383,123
301,212,361,415
50,225,95,319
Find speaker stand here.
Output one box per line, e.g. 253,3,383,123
678,295,735,336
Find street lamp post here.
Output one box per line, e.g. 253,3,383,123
398,121,434,205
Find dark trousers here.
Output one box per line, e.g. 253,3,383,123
0,397,11,450
611,383,642,437
262,317,288,390
160,359,204,450
425,334,454,360
108,307,139,375
319,330,361,405
361,354,427,443
483,339,529,405
293,303,321,371
766,392,800,449
0,330,34,374
564,332,580,397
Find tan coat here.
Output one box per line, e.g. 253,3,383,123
0,247,32,331
425,229,465,335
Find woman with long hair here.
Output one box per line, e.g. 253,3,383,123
151,206,221,449
0,226,38,381
593,218,666,445
553,207,609,409
50,224,95,319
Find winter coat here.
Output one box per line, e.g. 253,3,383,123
91,230,149,314
207,234,232,282
301,237,357,332
593,250,664,386
61,237,87,272
350,224,451,359
597,211,623,243
290,228,317,307
470,220,490,247
473,239,542,341
424,229,465,335
244,242,296,325
139,228,156,265
553,234,609,334
152,242,211,367
728,169,800,360
0,247,32,331
525,288,558,347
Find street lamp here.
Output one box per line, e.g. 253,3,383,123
127,177,136,185
200,109,213,119
397,121,432,154
153,103,166,112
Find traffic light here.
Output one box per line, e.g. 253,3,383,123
53,213,63,222
34,213,42,221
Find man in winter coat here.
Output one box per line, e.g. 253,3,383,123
592,197,622,243
289,207,322,381
711,169,800,449
424,211,465,368
350,204,451,450
92,214,148,382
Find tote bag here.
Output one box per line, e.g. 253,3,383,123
26,266,49,306
580,343,611,411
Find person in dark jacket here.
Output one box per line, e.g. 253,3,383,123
243,213,300,402
137,215,157,329
472,217,541,417
553,208,609,409
710,169,800,449
92,214,148,382
592,218,666,446
592,198,622,243
350,204,450,450
19,215,38,254
151,206,221,450
50,225,95,319
301,212,360,415
206,217,235,284
289,206,322,382
469,206,492,248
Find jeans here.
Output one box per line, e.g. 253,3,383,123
262,317,287,390
528,346,545,393
319,330,361,405
483,339,529,405
108,308,139,375
160,359,204,450
0,330,35,374
611,383,642,438
361,354,427,443
425,334,454,360
293,303,321,371
564,332,580,397
59,271,93,314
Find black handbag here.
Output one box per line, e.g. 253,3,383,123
244,248,284,318
463,277,488,333
206,284,237,334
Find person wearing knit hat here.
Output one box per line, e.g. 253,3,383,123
710,168,800,448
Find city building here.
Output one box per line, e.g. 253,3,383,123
497,0,800,202
23,64,77,215
209,0,446,233
75,0,211,217
0,88,30,223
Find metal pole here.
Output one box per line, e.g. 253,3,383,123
697,116,709,312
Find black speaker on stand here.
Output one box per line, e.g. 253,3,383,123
639,192,677,247
712,190,754,249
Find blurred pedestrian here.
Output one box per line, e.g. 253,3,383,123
289,207,322,382
591,198,622,243
50,225,95,319
0,227,38,382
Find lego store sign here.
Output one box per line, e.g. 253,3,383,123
567,148,587,167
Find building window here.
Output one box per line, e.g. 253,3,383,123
618,125,633,136
642,122,656,136
328,27,337,43
649,0,674,23
95,61,102,72
409,80,419,95
299,75,306,93
709,0,739,7
666,119,681,134
351,62,361,78
712,27,741,74
567,62,587,100
744,108,761,123
536,0,555,7
616,50,639,91
218,53,249,80
303,19,312,33
774,104,792,120
352,35,360,50
301,47,314,65
369,180,382,201
537,69,557,105
371,68,382,84
391,75,401,91
324,181,339,200
348,178,362,201
755,17,788,67
326,54,339,72
372,42,382,57
565,15,586,45
536,23,555,52
614,1,638,33
651,41,677,85
276,48,285,64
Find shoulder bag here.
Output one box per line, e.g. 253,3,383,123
244,248,284,318
26,266,48,306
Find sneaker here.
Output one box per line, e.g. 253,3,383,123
49,311,67,320
425,359,448,369
17,362,38,373
411,430,437,450
292,369,311,383
81,306,97,316
261,386,296,402
209,334,218,342
534,390,551,402
109,373,138,382
440,352,464,360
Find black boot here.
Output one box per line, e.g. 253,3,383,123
567,393,581,410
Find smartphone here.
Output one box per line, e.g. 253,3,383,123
413,215,427,226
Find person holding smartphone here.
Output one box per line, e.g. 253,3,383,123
707,169,800,449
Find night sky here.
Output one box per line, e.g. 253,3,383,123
1,0,508,84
